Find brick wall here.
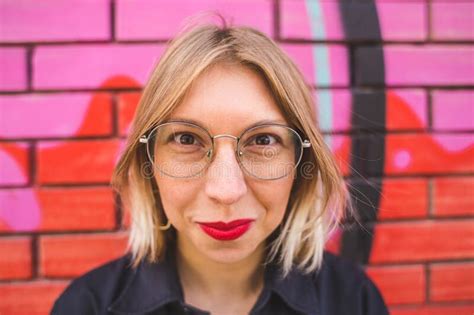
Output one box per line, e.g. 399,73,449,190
0,1,473,314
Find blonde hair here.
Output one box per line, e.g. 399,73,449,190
112,20,349,276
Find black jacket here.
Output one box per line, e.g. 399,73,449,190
51,250,389,315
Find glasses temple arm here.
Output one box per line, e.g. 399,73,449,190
139,135,148,144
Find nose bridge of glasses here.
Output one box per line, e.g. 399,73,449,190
209,134,242,158
212,134,239,142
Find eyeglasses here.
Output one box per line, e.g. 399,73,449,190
139,121,311,180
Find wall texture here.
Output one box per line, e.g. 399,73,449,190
0,0,473,314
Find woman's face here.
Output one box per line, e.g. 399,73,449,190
155,64,294,264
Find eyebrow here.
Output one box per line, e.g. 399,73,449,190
165,118,289,132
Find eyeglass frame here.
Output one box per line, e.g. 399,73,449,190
139,120,312,180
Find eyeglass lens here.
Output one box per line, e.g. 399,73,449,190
146,122,303,180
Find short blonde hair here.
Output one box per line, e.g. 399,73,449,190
112,21,349,276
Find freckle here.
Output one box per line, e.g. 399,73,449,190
394,150,411,169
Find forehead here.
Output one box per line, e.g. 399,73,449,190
168,64,287,134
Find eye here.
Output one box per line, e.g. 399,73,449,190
249,134,279,146
173,133,200,146
175,133,195,145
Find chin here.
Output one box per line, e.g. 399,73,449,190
178,224,266,264
202,244,260,264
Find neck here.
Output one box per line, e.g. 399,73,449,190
176,235,265,302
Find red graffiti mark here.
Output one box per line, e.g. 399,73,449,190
324,90,473,254
385,91,473,175
0,75,141,232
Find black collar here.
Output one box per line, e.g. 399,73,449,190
108,249,320,315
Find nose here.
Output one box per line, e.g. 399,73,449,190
204,140,247,205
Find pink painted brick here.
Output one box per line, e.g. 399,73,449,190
313,89,428,133
0,189,40,231
0,0,110,42
281,44,349,87
432,90,474,131
0,93,112,138
385,46,474,86
313,89,351,132
432,2,474,40
281,0,426,41
281,0,343,40
0,48,27,91
33,44,164,89
376,1,427,40
115,0,273,40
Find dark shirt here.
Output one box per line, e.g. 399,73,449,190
51,250,389,315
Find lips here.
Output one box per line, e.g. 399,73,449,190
197,219,254,241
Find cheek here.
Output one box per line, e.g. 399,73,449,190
154,177,200,226
253,177,294,227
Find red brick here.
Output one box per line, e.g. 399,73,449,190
0,237,31,280
33,44,163,89
335,133,474,177
0,48,27,91
366,265,425,305
37,187,116,231
121,203,131,229
378,179,428,220
0,281,68,315
0,142,30,185
0,187,116,232
39,233,128,277
390,304,474,315
118,92,142,136
330,135,351,176
0,93,113,138
0,0,109,42
434,177,474,217
37,139,120,184
430,262,474,302
370,220,474,263
385,134,474,175
115,0,273,40
431,2,474,40
386,89,427,131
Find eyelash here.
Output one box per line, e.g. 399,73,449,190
167,132,282,147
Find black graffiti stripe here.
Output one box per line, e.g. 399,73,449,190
337,0,386,264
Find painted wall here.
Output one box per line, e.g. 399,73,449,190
0,0,473,314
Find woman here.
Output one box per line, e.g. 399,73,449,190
52,21,389,315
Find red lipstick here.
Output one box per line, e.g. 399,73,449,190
197,219,254,241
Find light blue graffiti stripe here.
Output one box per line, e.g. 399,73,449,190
305,0,333,146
